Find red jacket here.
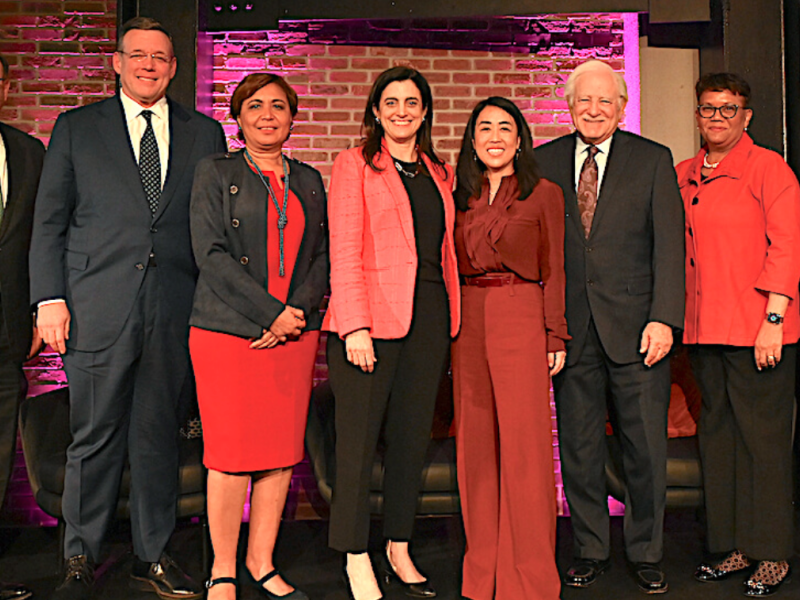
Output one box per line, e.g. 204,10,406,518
677,133,800,346
323,143,461,339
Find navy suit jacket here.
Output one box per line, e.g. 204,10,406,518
536,130,685,365
0,123,45,363
29,96,226,352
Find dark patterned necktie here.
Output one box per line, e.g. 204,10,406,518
577,145,599,238
139,110,161,215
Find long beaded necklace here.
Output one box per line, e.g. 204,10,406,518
244,148,290,277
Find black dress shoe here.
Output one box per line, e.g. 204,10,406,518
52,555,94,600
743,562,791,597
695,550,753,582
0,582,33,600
564,558,611,588
130,554,203,599
242,567,308,599
632,563,668,594
383,550,436,598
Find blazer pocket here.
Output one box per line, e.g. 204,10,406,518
65,250,89,271
627,275,653,295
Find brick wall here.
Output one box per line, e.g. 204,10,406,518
0,0,117,142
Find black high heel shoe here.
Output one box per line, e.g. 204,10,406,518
205,576,238,599
383,546,437,598
241,567,308,600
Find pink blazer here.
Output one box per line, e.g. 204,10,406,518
323,143,461,340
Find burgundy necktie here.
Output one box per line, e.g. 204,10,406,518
577,145,599,238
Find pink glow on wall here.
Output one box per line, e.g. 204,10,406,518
622,12,641,134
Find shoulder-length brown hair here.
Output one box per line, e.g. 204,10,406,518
454,96,540,211
360,66,446,178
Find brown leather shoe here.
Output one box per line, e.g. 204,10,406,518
0,582,33,600
130,554,202,599
52,555,94,600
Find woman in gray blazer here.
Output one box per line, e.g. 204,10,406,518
189,73,328,600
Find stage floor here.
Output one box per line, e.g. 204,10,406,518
0,510,798,599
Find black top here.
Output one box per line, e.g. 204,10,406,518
394,157,445,284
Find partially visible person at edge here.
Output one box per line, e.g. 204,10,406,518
0,52,45,600
536,59,685,595
189,72,328,600
680,72,800,598
323,66,461,600
452,96,568,600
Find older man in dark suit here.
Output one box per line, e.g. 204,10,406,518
29,17,226,600
0,54,45,600
536,60,684,595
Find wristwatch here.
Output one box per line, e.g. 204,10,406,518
766,312,784,325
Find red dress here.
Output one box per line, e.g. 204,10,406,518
190,170,320,472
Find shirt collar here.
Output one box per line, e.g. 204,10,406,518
119,89,169,125
575,132,614,157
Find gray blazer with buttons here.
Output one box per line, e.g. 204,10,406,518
189,150,329,338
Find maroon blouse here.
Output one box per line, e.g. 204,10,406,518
454,175,570,352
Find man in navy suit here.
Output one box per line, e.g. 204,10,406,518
536,60,684,595
0,54,45,600
30,17,226,600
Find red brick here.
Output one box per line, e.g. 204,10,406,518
533,125,572,137
435,138,462,150
475,86,512,97
308,58,348,70
526,112,556,124
21,2,62,11
6,94,36,106
350,85,373,96
285,44,327,57
63,56,106,68
308,84,349,96
433,99,450,110
494,73,531,84
0,41,37,53
292,124,328,136
453,73,490,84
433,59,471,70
21,28,62,41
515,59,552,71
224,57,266,70
452,99,478,110
0,108,18,121
369,47,409,57
0,16,38,27
423,72,450,84
63,82,105,94
330,124,362,136
475,59,513,70
284,136,311,149
436,112,472,124
431,126,450,138
533,73,566,85
41,95,80,106
291,151,329,162
311,111,351,122
328,71,368,83
432,85,472,97
23,55,62,68
534,100,569,110
556,113,575,124
312,137,352,149
411,48,449,57
21,82,62,93
0,2,21,11
331,97,366,109
297,98,327,109
451,50,489,58
351,58,389,70
267,57,307,69
514,86,553,98
328,46,366,56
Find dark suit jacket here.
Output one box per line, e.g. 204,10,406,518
189,151,329,337
29,96,226,352
536,130,685,365
0,123,45,363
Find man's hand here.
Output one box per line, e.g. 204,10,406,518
639,322,673,367
36,302,71,354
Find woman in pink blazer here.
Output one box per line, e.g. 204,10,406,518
323,66,460,600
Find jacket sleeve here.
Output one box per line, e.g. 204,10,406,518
287,168,330,317
29,113,76,304
753,155,800,299
538,183,570,352
190,158,286,329
648,147,686,330
327,149,372,337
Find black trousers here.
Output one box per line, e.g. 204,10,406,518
553,320,670,564
326,281,450,553
62,268,189,563
0,319,27,509
689,344,796,560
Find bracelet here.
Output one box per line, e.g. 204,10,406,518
766,312,784,325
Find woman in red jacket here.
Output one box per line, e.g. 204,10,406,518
680,73,800,597
323,66,461,600
452,97,568,600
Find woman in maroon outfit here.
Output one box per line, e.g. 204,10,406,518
452,97,568,600
189,73,328,600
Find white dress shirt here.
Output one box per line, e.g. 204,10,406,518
574,133,614,197
0,133,8,210
119,89,170,189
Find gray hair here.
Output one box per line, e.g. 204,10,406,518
564,60,628,109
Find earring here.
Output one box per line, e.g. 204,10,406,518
422,116,426,122
472,149,478,162
289,124,294,131
375,117,381,125
515,148,521,160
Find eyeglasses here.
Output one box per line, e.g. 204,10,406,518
118,51,173,65
696,104,744,119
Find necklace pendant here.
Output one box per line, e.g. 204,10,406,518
278,214,288,229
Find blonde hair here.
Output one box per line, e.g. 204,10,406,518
564,60,628,109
